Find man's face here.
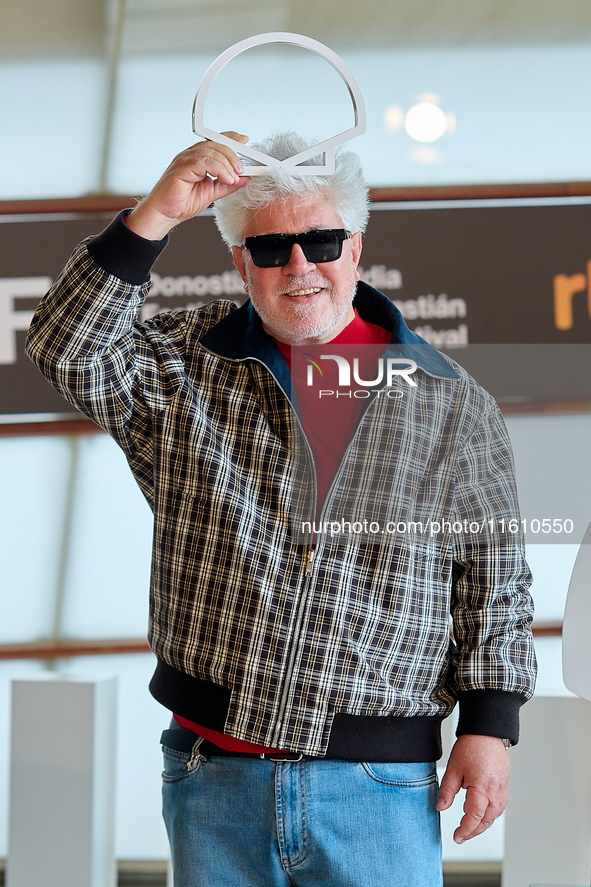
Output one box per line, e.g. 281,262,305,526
232,192,362,345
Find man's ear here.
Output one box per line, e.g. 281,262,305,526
351,232,362,280
232,245,247,284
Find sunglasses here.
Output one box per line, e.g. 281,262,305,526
243,229,351,268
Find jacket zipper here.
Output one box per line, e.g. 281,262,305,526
272,553,316,740
270,392,394,744
271,387,403,744
198,347,397,746
200,348,322,742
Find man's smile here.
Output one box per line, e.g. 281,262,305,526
283,287,323,298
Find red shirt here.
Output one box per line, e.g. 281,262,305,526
276,310,391,514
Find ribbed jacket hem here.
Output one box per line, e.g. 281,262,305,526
150,659,444,762
150,659,529,759
456,688,526,746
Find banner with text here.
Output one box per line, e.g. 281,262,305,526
2,200,591,420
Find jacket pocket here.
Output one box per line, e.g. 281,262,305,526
161,745,204,783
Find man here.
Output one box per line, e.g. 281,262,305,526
27,131,536,887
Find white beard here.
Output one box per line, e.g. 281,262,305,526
248,274,357,345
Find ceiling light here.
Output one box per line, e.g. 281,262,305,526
404,102,448,143
384,105,404,132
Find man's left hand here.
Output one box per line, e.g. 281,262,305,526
436,734,510,843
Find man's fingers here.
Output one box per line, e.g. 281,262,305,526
209,176,250,202
435,784,456,811
220,130,249,144
170,138,247,185
436,774,461,811
128,131,250,239
453,787,488,842
180,145,242,184
454,811,494,843
201,140,246,178
453,787,504,843
206,132,249,176
461,816,495,841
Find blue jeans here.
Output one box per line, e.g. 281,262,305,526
161,740,442,887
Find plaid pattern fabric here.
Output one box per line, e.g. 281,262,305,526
27,241,537,757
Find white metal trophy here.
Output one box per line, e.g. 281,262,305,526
192,32,366,175
562,518,591,702
527,521,591,887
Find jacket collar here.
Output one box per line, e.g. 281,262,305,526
200,281,459,383
353,282,458,379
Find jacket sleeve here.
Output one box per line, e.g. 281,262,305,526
25,212,185,507
449,395,537,745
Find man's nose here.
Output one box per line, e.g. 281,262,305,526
283,243,316,275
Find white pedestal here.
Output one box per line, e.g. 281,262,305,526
7,675,117,887
503,696,591,887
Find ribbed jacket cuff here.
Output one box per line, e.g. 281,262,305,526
86,210,169,285
456,689,528,746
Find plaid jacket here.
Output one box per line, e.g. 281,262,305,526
27,216,536,759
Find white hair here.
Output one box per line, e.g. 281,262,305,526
213,132,370,248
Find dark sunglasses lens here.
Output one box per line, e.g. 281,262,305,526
246,230,347,267
249,236,291,267
301,231,344,263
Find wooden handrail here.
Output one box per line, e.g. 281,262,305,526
0,418,104,437
0,622,563,660
3,181,591,217
0,638,151,660
499,399,591,416
0,195,138,215
531,621,563,637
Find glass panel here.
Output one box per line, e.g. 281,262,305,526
0,60,105,199
505,414,591,624
0,436,71,643
4,43,591,199
109,43,591,192
61,435,153,640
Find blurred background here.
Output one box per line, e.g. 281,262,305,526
3,0,591,198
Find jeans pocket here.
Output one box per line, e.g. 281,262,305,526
361,760,437,787
161,745,204,783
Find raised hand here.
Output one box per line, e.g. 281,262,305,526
126,132,250,241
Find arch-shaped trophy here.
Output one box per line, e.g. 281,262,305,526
192,32,366,175
562,518,591,701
